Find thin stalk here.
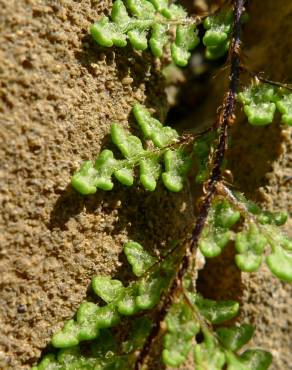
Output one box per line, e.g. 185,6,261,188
240,65,292,91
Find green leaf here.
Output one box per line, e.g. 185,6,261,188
124,241,157,277
112,0,131,25
92,276,124,303
35,341,129,369
258,211,288,226
239,349,273,369
216,324,254,352
194,334,226,370
114,167,134,186
136,271,168,309
116,286,139,316
199,227,231,258
72,104,192,194
133,103,179,147
203,9,233,60
126,0,156,18
194,295,239,324
128,29,148,50
33,354,59,370
133,103,164,138
244,103,276,126
161,3,187,20
71,160,100,195
237,84,278,125
152,127,178,148
162,149,192,192
111,123,144,158
95,304,121,329
214,201,241,229
75,304,100,342
162,300,200,367
140,155,161,191
226,349,272,370
90,0,198,66
231,191,291,281
149,24,168,57
266,242,292,282
91,17,127,48
71,150,118,194
171,25,199,67
205,41,229,60
235,224,266,272
51,300,121,349
51,319,80,348
276,91,292,125
199,200,240,258
148,0,168,12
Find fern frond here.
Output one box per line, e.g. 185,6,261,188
237,83,292,126
90,0,200,66
71,104,193,194
33,242,272,370
198,195,292,282
49,241,177,349
162,297,200,367
203,9,233,60
162,290,272,369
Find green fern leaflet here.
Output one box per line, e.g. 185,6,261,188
90,0,200,66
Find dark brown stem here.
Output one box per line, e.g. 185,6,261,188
134,1,244,368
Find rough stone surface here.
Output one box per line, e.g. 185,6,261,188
0,0,291,370
0,1,192,368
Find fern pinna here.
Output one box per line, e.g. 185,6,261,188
33,0,292,369
33,241,272,370
71,103,193,194
238,82,292,126
90,0,237,65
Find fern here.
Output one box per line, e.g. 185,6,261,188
198,196,292,282
33,242,272,370
49,241,178,349
163,291,272,369
32,2,292,369
90,0,200,66
237,82,292,125
71,104,193,194
203,9,233,60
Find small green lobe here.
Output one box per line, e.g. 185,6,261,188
194,294,239,324
276,92,292,125
124,241,157,277
203,9,233,60
171,25,199,67
92,276,124,303
216,324,254,352
235,224,266,272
